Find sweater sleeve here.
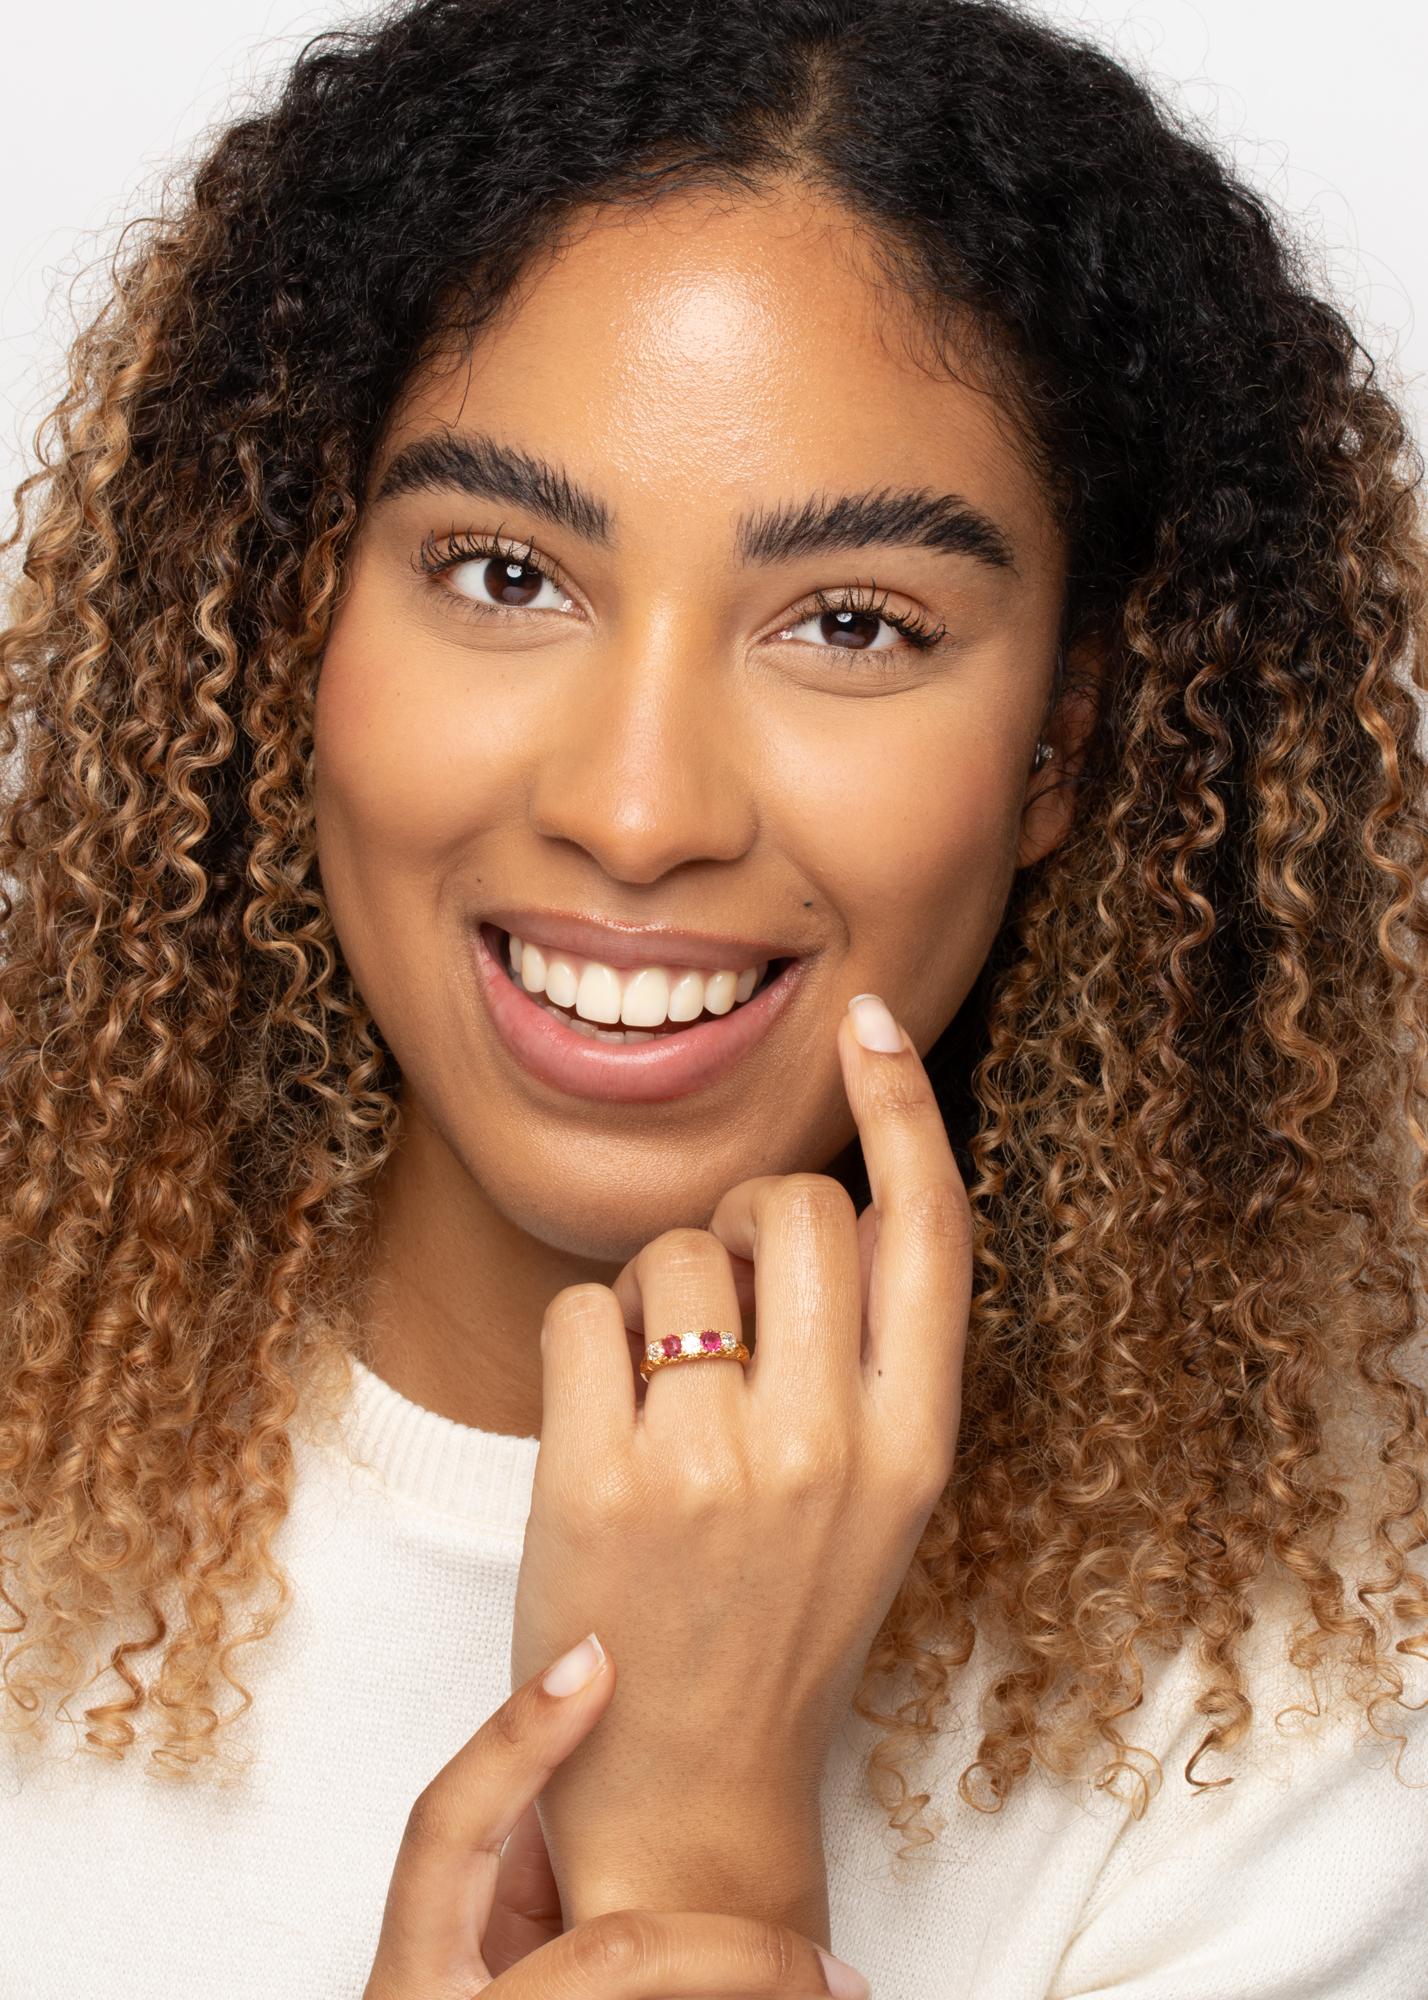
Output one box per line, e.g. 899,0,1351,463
1045,1656,1428,1999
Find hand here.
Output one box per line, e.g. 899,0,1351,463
511,994,971,1934
362,1630,871,1999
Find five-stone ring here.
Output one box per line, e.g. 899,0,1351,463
639,1328,751,1382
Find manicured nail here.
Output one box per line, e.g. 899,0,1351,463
847,992,903,1054
542,1631,606,1696
816,1946,872,1999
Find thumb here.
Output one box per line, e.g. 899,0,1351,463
363,1633,613,1999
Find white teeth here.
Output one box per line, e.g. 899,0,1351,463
534,994,654,1041
703,971,737,1016
575,961,623,1025
520,943,547,995
503,930,771,1030
544,955,579,1009
668,970,705,1022
621,967,671,1028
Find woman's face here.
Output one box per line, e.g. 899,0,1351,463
315,184,1075,1263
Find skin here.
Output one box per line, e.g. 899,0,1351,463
316,180,1093,1956
363,1616,863,1999
316,182,1080,1436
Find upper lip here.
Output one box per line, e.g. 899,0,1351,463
480,907,804,973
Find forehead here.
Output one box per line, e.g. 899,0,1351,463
376,184,1062,574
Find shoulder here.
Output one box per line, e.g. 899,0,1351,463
1047,1569,1428,1998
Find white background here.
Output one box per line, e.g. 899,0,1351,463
2,0,1424,518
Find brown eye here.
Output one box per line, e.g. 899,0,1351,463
440,548,568,608
774,604,903,653
415,529,578,622
478,560,544,604
817,608,887,649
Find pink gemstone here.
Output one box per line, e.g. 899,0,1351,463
660,1335,683,1358
700,1330,722,1351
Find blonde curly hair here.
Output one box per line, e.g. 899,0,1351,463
3,0,1427,1861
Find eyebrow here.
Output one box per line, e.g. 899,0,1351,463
372,430,1017,574
374,431,612,543
738,487,1015,572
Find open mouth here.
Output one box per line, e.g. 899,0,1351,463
472,919,807,1103
486,924,796,1048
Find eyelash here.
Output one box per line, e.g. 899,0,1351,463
413,528,949,655
415,525,567,597
795,584,947,652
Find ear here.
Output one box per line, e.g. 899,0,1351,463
1016,635,1104,870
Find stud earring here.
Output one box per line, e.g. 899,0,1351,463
1032,740,1053,771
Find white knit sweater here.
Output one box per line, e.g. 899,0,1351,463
4,1353,1427,1998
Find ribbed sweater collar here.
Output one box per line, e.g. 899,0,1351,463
327,1352,541,1531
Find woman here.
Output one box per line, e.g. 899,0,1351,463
2,0,1426,1993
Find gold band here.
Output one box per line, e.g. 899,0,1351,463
639,1328,751,1382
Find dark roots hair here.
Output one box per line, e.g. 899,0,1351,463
2,0,1426,1860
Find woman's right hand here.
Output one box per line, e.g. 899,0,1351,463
361,1629,871,1999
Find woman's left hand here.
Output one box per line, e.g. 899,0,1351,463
478,1799,564,1977
509,994,972,1937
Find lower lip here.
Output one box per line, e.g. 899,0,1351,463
470,923,805,1104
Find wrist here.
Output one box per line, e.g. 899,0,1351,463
554,1798,829,1941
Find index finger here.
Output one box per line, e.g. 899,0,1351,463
837,994,971,1440
366,1636,613,1995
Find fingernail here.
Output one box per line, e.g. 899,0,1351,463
542,1631,606,1696
847,992,903,1054
816,1946,872,1999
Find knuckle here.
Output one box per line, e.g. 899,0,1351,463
772,1172,856,1232
544,1281,615,1329
889,1424,957,1518
401,1782,460,1852
866,1058,930,1121
892,1177,970,1248
640,1225,721,1276
577,1459,644,1529
536,1449,641,1536
568,1908,658,1981
774,1427,842,1496
745,1918,804,1986
678,1446,748,1507
903,1454,955,1523
486,1691,526,1754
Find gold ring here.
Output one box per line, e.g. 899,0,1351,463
639,1328,751,1382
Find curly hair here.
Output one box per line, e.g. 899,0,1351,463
3,0,1427,1858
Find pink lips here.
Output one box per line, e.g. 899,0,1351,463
470,922,804,1103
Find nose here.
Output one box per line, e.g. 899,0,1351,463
526,619,756,884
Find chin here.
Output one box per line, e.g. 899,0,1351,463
481,1161,720,1267
514,1208,679,1269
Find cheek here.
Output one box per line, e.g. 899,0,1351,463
313,613,498,888
776,710,1025,961
311,612,510,1088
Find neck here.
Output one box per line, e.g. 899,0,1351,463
360,1097,622,1439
